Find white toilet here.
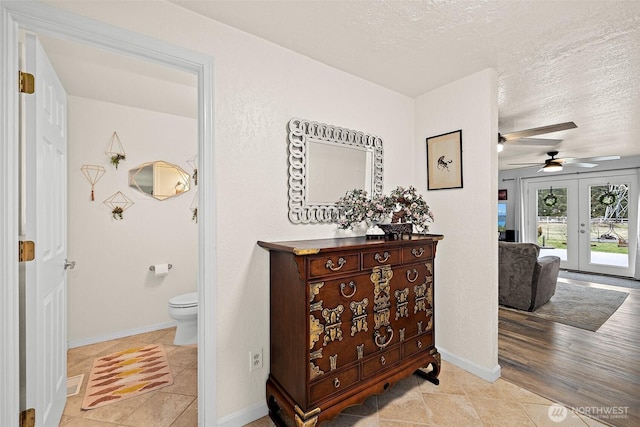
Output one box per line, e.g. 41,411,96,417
168,292,198,345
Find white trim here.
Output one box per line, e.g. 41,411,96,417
217,401,269,427
67,321,178,349
0,2,216,426
198,49,217,427
0,5,20,427
439,347,502,383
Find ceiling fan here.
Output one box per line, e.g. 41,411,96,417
497,121,577,152
510,151,621,173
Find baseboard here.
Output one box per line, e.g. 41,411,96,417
217,401,269,427
439,348,501,382
66,321,177,349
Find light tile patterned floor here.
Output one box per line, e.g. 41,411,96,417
60,327,197,427
247,361,609,427
61,327,607,427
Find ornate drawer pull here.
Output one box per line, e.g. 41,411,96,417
374,327,394,349
325,257,346,271
417,340,423,349
340,281,357,298
333,378,340,388
406,269,419,283
380,356,386,366
374,251,390,263
411,247,425,258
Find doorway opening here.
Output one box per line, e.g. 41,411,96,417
34,32,198,424
1,3,216,426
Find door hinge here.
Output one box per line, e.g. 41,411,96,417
19,71,34,94
19,240,35,262
19,408,35,427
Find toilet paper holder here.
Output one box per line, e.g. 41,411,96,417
149,264,172,271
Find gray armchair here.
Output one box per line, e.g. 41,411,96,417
498,242,561,311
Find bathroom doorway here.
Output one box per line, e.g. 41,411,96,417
1,3,216,426
41,33,200,425
37,34,200,348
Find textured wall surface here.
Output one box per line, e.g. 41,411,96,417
45,0,416,420
414,68,500,377
43,0,504,423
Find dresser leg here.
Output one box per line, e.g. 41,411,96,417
415,365,440,385
266,395,287,427
267,379,321,427
414,351,441,385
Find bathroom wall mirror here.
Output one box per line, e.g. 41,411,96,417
288,117,383,224
129,161,191,201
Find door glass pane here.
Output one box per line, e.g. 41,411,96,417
537,187,567,261
589,184,629,267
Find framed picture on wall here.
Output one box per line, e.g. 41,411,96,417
426,130,463,190
498,189,508,200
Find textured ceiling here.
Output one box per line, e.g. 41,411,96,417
172,0,640,171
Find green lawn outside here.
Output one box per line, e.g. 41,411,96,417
537,220,629,254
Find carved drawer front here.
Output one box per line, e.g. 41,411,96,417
309,365,360,404
362,248,401,269
392,263,434,339
308,253,360,278
362,347,401,378
308,273,371,376
402,333,433,358
312,273,370,303
402,244,433,262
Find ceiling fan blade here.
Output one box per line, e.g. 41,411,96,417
572,155,621,162
508,162,544,166
564,162,597,168
501,122,577,141
509,138,562,146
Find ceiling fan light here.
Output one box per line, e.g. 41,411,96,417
497,141,504,152
543,161,563,172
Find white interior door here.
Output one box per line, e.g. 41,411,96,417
21,33,68,427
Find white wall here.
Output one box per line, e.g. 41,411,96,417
66,96,198,345
414,69,500,379
46,0,415,420
46,0,501,422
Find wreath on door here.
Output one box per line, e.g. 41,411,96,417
543,192,557,207
598,190,617,206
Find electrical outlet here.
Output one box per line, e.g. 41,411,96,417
250,348,263,371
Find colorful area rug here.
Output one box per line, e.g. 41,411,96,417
81,343,173,410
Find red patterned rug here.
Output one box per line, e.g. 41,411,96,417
81,343,173,410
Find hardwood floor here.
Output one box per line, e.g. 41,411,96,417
499,276,640,427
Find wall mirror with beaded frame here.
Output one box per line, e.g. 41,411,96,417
287,118,383,224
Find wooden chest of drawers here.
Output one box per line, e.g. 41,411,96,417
258,235,443,426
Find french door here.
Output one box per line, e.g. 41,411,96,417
527,172,638,277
